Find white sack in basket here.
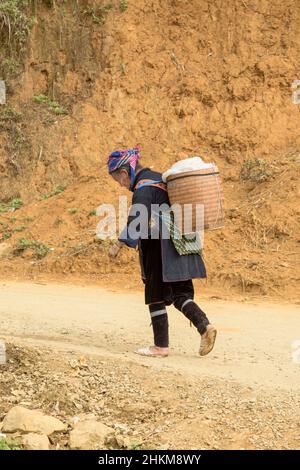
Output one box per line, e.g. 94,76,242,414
162,157,216,182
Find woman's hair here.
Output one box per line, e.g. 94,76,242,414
112,162,142,176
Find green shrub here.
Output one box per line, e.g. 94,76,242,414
12,225,26,232
68,208,78,215
240,158,273,183
1,57,20,75
0,437,21,450
82,3,112,24
0,0,32,50
0,106,22,123
15,238,51,259
119,0,128,12
0,198,23,213
33,95,68,115
41,185,66,200
53,217,63,226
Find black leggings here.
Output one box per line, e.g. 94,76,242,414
149,280,210,347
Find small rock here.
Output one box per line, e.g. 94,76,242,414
60,329,69,335
22,433,50,450
126,403,154,415
2,406,67,436
69,359,78,369
0,80,6,105
113,423,130,433
115,434,131,449
69,419,113,450
0,242,10,258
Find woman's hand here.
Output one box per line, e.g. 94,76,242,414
108,241,124,258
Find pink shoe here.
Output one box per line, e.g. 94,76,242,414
134,346,169,358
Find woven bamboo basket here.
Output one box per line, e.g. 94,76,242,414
166,167,224,232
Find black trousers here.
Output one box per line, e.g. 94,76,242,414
148,279,210,346
142,239,195,306
142,240,209,346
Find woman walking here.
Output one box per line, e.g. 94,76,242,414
107,147,217,358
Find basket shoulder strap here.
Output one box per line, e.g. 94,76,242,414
134,179,167,192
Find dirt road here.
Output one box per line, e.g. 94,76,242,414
0,281,299,450
0,281,299,392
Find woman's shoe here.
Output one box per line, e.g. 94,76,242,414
199,325,217,356
134,345,169,357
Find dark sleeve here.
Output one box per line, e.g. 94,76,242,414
119,187,154,248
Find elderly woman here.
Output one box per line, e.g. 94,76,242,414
107,147,217,358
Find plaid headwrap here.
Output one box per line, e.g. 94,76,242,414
107,147,141,189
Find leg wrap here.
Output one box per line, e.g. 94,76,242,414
149,303,169,347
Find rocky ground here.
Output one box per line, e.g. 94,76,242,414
0,343,299,450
